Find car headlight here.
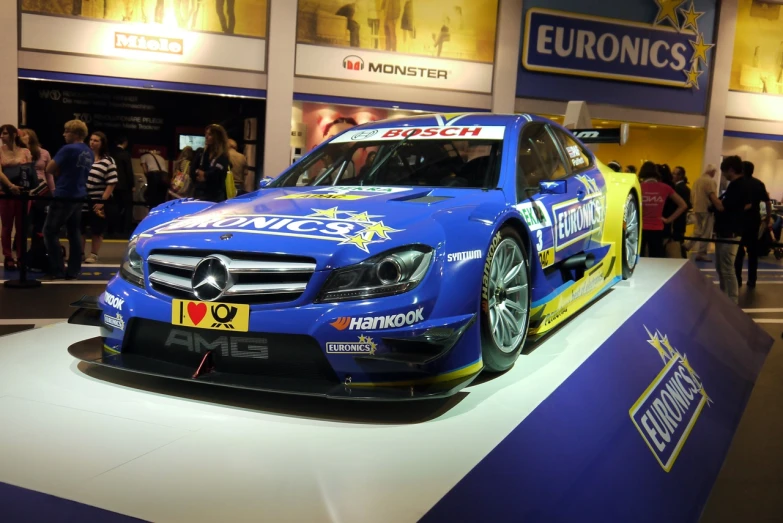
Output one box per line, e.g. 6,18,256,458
120,236,144,288
316,245,434,302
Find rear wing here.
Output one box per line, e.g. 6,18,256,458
570,124,629,146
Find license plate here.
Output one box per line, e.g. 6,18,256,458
171,299,250,332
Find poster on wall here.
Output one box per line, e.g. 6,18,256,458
516,0,717,114
294,0,498,93
20,0,268,72
301,102,389,152
729,0,783,95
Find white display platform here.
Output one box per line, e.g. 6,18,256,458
0,261,685,523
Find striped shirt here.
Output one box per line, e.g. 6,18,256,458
85,156,118,210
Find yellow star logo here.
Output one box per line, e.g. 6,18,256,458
308,207,341,219
654,0,686,29
679,1,704,32
659,333,679,359
358,335,378,354
339,233,373,252
684,65,704,89
644,326,671,363
361,221,400,241
346,211,382,223
689,33,713,67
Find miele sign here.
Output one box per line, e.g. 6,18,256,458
115,33,183,55
20,13,266,72
296,44,493,93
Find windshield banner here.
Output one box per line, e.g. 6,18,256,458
330,126,506,143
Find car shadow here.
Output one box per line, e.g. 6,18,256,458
76,361,468,425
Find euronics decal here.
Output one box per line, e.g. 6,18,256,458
522,2,714,89
630,327,712,472
330,308,425,331
552,194,605,251
326,335,378,355
155,208,402,253
103,312,125,331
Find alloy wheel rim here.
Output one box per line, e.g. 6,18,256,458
624,198,639,269
487,239,529,353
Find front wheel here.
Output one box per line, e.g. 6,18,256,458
479,227,531,373
622,193,640,279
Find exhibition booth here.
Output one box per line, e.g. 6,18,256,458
0,0,782,522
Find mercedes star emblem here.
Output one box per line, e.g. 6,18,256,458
191,254,233,302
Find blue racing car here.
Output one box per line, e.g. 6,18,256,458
69,113,641,400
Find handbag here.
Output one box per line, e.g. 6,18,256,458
225,163,237,199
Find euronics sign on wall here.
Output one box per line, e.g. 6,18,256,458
522,4,714,89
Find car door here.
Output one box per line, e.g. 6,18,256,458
548,125,607,253
514,122,586,268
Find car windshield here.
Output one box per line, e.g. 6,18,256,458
272,131,503,189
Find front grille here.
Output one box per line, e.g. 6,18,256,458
147,250,317,304
125,318,339,383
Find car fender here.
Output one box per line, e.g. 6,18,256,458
596,162,642,276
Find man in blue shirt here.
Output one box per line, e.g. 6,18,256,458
43,120,94,280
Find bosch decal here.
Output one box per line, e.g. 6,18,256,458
330,308,425,331
330,126,505,143
630,327,711,472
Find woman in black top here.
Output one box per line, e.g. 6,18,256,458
190,124,230,202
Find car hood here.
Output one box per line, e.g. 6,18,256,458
137,186,502,268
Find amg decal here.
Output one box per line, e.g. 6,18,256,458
164,329,269,359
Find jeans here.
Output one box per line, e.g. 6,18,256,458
715,237,740,304
0,198,25,261
691,212,714,257
641,229,665,258
43,201,82,277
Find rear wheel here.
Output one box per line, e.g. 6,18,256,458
479,227,531,373
622,193,640,279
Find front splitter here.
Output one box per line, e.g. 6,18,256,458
68,337,480,401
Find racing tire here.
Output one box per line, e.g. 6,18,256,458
622,193,640,280
479,227,531,373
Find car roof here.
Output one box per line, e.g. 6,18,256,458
351,112,551,131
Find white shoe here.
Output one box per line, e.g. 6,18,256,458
84,253,99,264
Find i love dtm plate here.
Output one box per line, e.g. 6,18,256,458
171,299,250,332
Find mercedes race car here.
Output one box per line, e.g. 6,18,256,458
69,113,642,400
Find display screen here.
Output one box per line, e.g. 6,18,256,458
179,134,205,150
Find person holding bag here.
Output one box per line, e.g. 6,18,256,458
0,124,33,270
190,124,230,203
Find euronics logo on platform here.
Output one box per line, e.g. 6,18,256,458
523,1,714,88
630,327,712,472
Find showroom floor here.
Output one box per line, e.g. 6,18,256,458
0,251,780,522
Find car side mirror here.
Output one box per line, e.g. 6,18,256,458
539,179,567,195
258,177,274,188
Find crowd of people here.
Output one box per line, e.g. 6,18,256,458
0,119,250,281
608,157,775,304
